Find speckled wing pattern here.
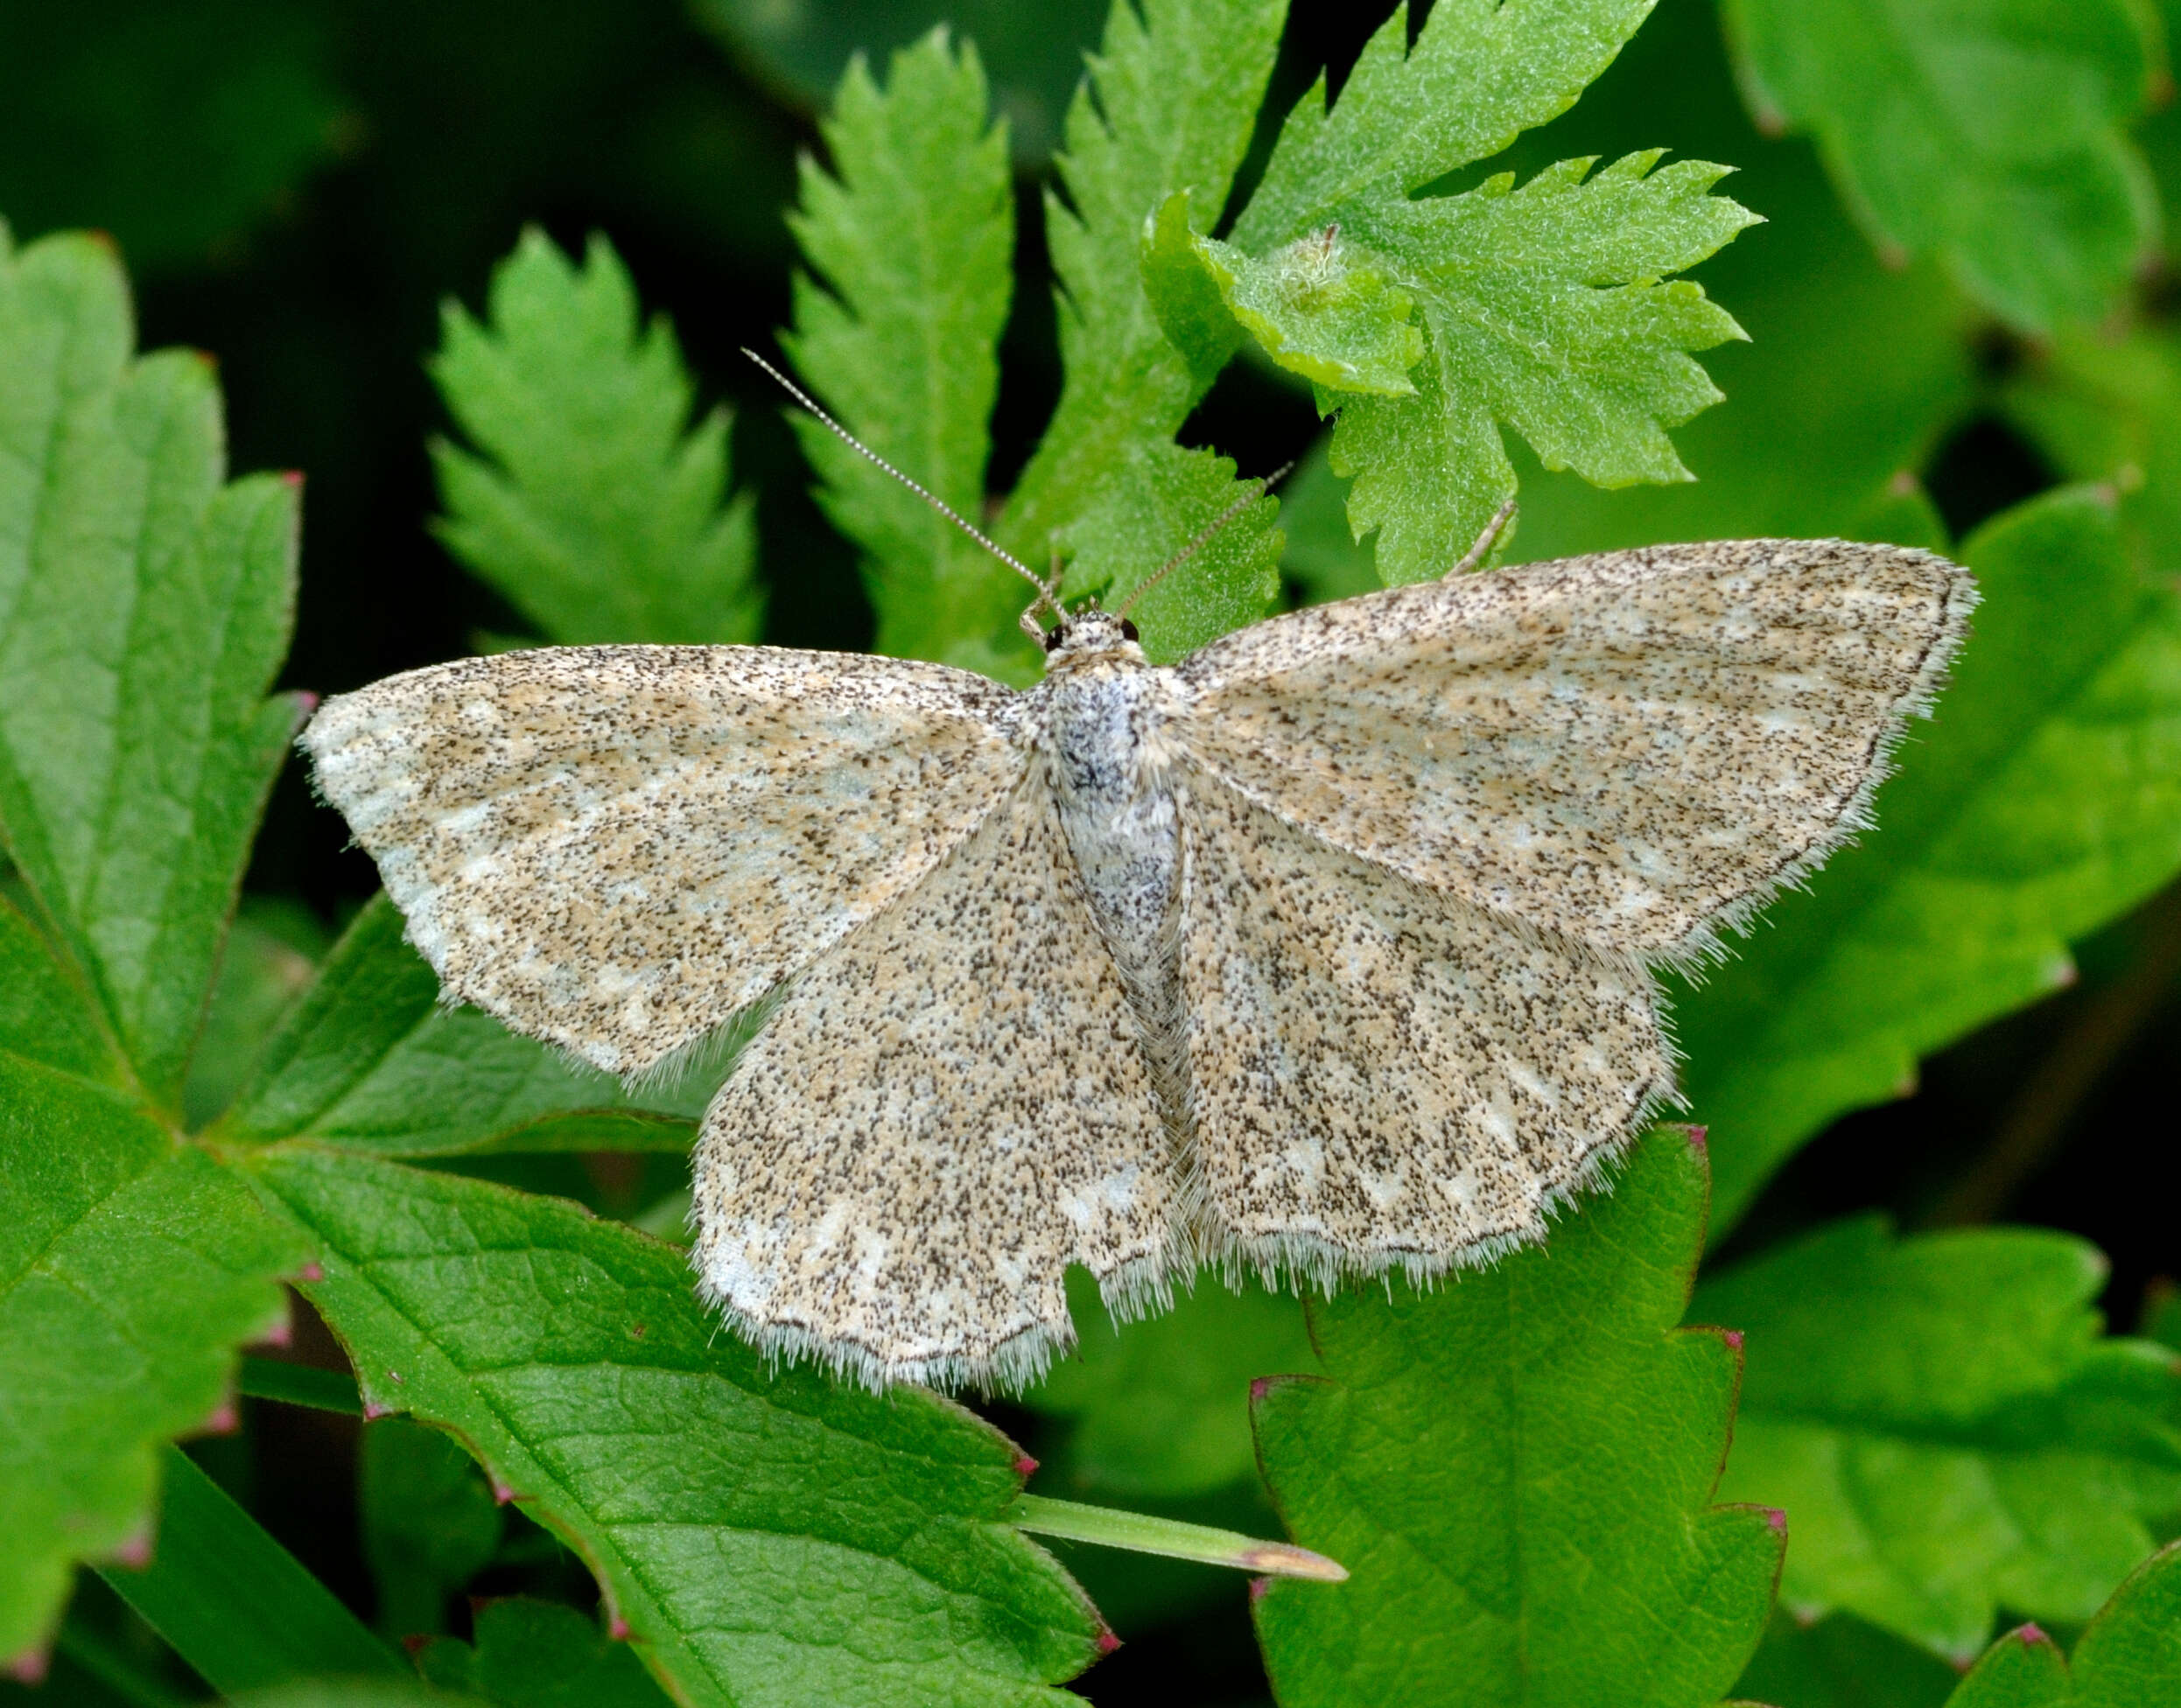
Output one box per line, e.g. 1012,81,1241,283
690,778,1176,1391
1167,539,1971,1282
1178,779,1673,1284
302,646,1027,1076
1176,540,1975,961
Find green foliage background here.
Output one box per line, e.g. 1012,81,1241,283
4,2,2181,1704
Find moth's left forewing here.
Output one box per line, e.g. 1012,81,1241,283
1173,540,1974,961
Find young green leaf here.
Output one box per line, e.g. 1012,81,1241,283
248,1144,1106,1708
1695,1219,2181,1660
1720,0,2162,334
1022,1270,1315,1500
431,229,759,648
415,1597,670,1708
1000,0,1284,561
0,1049,306,1665
784,30,1022,672
1677,487,2181,1228
1252,1129,1782,1707
0,225,306,1103
1942,1541,2181,1706
361,1418,503,1639
213,896,707,1158
1213,2,1757,583
97,1446,402,1698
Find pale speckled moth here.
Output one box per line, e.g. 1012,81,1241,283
303,367,1974,1391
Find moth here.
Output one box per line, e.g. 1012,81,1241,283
304,362,1974,1391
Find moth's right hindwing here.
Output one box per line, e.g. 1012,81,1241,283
303,644,1028,1076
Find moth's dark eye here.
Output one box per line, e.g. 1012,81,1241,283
1043,625,1065,653
1119,618,1140,642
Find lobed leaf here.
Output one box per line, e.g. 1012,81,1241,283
783,30,1021,673
249,1144,1105,1708
1679,487,2181,1227
214,895,707,1158
431,229,761,648
0,1042,305,1663
1720,0,2163,334
1252,1129,1781,1707
1941,1540,2181,1706
1204,4,1757,584
1000,0,1284,566
0,224,306,1102
1697,1218,2181,1659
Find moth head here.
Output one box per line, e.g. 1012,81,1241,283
1041,607,1142,668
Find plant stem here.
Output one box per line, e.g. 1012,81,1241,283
237,1355,363,1415
1008,1494,1347,1582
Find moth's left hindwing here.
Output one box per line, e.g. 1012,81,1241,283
304,644,1029,1075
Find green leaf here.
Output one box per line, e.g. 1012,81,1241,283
1720,0,2162,333
96,1445,401,1697
1696,1219,2181,1660
1680,487,2181,1227
1278,437,1383,606
415,1597,670,1708
360,1418,502,1639
1217,4,1757,583
247,1144,1105,1707
999,0,1285,570
784,30,1023,673
1732,1608,1964,1708
181,898,326,1130
1022,1270,1314,1501
1155,217,1426,396
0,1,340,276
431,229,760,648
0,890,122,1086
1252,1129,1782,1707
0,226,307,1102
0,1047,305,1663
1943,1541,2181,1706
1056,440,1283,663
214,896,706,1157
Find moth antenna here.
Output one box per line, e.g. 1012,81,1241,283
743,348,1060,621
1116,461,1294,621
1448,496,1519,576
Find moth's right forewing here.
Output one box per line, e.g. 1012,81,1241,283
1174,541,1973,960
303,645,1029,1075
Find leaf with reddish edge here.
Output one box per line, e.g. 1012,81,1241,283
1252,1126,1781,1707
248,1142,1105,1708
